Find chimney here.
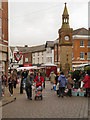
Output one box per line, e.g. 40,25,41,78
25,45,28,47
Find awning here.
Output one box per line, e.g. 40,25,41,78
72,64,89,68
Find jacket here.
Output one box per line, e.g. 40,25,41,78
83,74,90,88
25,75,33,88
35,76,44,87
58,75,67,87
49,72,56,84
67,77,74,89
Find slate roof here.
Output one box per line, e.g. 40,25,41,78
10,44,46,53
73,28,90,35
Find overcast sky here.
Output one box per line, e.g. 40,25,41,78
9,0,89,47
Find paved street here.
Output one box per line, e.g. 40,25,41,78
2,81,88,118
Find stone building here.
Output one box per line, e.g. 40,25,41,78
58,3,73,73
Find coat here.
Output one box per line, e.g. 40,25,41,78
83,74,90,88
35,76,44,87
49,72,56,84
67,77,74,89
58,75,67,87
25,75,33,88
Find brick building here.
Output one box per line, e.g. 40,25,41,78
72,28,90,69
0,0,8,77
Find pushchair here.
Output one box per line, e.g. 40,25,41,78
34,82,43,100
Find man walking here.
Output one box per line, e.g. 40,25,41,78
25,72,33,100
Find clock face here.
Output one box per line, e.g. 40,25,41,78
65,36,69,41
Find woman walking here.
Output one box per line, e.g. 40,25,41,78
8,73,14,96
58,71,67,98
67,74,74,97
83,70,90,97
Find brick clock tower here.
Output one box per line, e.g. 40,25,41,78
58,3,73,73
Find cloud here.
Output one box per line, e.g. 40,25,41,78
9,1,89,46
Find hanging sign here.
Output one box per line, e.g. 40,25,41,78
14,53,23,62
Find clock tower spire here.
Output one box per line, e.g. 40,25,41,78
58,3,73,73
61,3,70,28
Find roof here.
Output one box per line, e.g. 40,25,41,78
10,44,46,53
45,41,54,48
73,28,90,35
30,44,46,53
63,3,69,16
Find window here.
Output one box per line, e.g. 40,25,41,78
42,57,43,63
80,41,84,47
72,53,74,60
33,58,35,64
80,52,84,59
55,54,57,61
87,41,90,47
0,0,2,9
55,45,57,51
0,18,1,39
38,58,39,64
59,54,60,61
25,58,28,62
87,52,90,60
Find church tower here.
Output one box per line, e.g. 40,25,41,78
58,3,73,73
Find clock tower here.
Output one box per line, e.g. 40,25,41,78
58,3,73,73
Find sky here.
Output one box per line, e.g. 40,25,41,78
9,0,89,47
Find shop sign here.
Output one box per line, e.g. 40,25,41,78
23,64,32,67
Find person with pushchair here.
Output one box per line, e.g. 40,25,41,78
25,72,34,100
35,72,44,88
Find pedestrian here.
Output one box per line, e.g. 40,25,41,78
35,72,44,88
41,69,46,89
55,72,60,95
12,69,17,88
1,72,7,96
8,73,14,96
67,74,74,97
58,71,67,98
25,72,34,100
20,69,28,94
49,71,56,90
83,69,90,97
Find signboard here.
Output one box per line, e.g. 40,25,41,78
14,53,23,62
23,64,32,67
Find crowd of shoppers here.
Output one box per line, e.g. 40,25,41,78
1,68,90,99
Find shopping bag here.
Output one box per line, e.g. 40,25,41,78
54,85,56,91
80,81,84,88
17,79,19,84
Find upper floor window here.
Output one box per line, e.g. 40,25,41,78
80,52,84,60
87,41,90,47
87,52,90,60
0,18,1,39
55,45,57,51
0,0,2,9
80,41,84,47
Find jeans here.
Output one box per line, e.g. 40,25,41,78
59,87,65,97
9,84,13,95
